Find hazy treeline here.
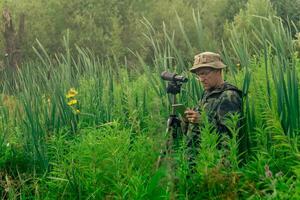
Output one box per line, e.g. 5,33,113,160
0,0,300,65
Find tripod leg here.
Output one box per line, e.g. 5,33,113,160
156,118,173,169
156,115,181,168
156,116,182,198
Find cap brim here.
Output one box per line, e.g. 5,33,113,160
189,61,226,73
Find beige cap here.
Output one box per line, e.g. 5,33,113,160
189,52,226,73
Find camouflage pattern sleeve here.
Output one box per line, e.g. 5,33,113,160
212,90,242,134
181,119,189,135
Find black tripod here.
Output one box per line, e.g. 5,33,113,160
166,81,184,150
156,80,184,167
156,80,186,198
156,71,188,198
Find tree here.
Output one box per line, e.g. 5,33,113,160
2,7,24,69
271,0,300,25
224,0,276,48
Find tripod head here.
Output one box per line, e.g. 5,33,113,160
160,71,188,95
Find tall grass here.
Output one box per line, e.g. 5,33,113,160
136,14,300,198
1,12,300,199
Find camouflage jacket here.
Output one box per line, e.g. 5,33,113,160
183,82,243,136
183,82,243,167
198,82,242,134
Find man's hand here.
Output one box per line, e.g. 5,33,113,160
184,109,200,124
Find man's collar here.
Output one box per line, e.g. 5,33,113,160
206,82,226,93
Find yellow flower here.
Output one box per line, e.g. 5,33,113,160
75,109,80,114
67,99,78,106
66,88,78,98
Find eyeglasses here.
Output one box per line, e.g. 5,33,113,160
195,69,215,76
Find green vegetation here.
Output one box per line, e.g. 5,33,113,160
1,0,300,199
3,0,299,64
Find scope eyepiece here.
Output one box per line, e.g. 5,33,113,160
160,71,188,83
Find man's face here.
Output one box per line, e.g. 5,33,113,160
195,67,221,90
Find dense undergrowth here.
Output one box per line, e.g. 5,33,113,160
1,13,300,199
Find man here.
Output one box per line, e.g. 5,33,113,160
183,51,243,166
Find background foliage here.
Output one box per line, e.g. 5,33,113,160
1,0,300,199
1,0,298,65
